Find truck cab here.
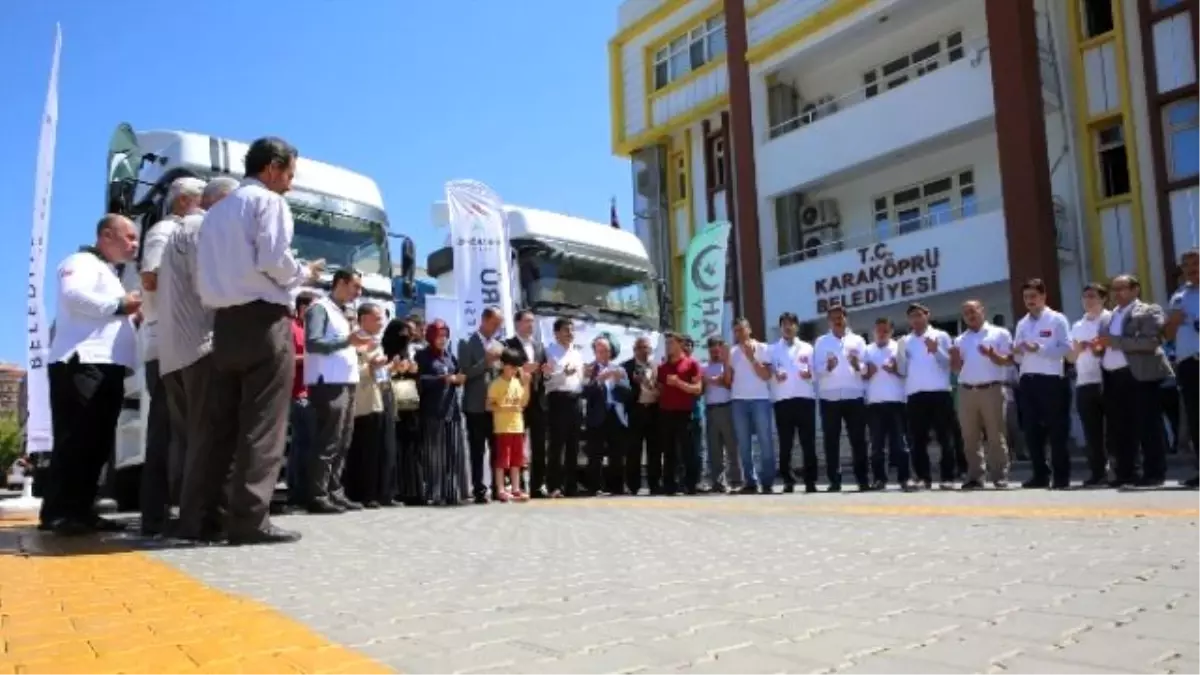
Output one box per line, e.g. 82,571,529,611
425,203,666,362
103,123,412,507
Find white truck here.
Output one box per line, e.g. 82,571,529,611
103,124,413,508
426,202,666,363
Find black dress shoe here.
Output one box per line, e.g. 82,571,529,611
363,501,381,509
1184,476,1199,489
1050,482,1071,490
760,485,775,495
1136,477,1165,488
782,484,795,494
1081,476,1107,488
1022,477,1051,489
805,484,818,494
227,525,301,546
331,495,363,510
871,480,887,491
738,485,759,495
826,484,841,493
86,515,127,532
960,480,984,491
474,494,490,504
48,518,93,536
307,498,345,514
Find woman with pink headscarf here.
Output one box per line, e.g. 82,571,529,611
412,319,470,505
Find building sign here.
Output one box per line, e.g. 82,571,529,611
814,243,941,315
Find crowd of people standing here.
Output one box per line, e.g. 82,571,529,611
31,132,1199,548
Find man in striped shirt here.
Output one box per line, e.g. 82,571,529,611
155,176,238,541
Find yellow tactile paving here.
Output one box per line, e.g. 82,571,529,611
0,529,392,675
533,497,1200,520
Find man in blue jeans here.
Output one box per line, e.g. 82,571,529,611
728,317,776,494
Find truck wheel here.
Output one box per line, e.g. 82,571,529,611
113,465,142,512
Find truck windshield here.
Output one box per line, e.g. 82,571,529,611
519,250,660,329
290,203,389,276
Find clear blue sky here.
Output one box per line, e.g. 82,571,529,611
0,1,630,364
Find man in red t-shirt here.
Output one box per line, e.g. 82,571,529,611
656,332,703,495
286,293,315,507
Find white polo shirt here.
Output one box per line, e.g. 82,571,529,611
954,323,1013,386
49,249,137,367
1070,310,1109,385
768,338,816,401
863,340,905,404
813,331,868,400
1013,308,1071,377
901,329,953,395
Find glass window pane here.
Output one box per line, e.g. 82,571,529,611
894,187,921,204
947,32,963,47
670,50,690,79
897,208,922,234
912,42,939,64
1169,127,1199,179
690,40,706,69
670,37,687,53
873,197,888,211
708,27,726,59
960,186,978,216
882,57,909,76
927,199,953,226
707,16,724,31
874,212,891,240
654,62,669,89
959,170,974,185
1166,99,1198,127
923,177,953,196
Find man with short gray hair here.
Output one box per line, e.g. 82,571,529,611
148,176,238,539
137,175,206,535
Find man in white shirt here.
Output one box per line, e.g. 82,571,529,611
769,312,818,493
1012,278,1073,489
194,137,323,545
897,303,957,489
862,318,909,490
38,215,141,535
813,305,871,491
729,317,776,494
138,176,206,530
305,270,371,514
952,300,1014,489
1067,283,1111,487
544,317,583,497
143,176,237,539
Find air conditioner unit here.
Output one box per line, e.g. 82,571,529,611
798,199,841,230
799,227,841,260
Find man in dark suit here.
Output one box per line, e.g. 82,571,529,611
459,306,503,503
505,310,549,497
583,334,632,495
1097,274,1174,486
622,336,658,495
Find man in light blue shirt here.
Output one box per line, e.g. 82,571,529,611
1166,248,1198,488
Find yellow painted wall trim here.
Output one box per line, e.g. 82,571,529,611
747,0,782,19
609,40,626,159
745,0,874,64
1065,0,1152,293
615,94,731,157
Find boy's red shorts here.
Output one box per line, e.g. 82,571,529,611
493,433,526,470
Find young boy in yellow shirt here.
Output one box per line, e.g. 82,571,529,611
486,348,532,502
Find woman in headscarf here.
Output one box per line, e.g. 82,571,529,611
382,317,422,506
413,319,470,505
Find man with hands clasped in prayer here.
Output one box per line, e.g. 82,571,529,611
813,305,871,492
951,300,1014,489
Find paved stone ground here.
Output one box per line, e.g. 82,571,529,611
152,487,1199,674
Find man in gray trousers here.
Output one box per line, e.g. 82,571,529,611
460,306,504,503
702,336,742,493
305,269,370,513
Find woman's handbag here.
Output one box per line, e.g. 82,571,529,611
391,378,420,412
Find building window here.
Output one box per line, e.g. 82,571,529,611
1152,0,1184,9
1081,0,1114,38
672,151,688,203
873,169,977,238
652,14,726,91
863,31,964,99
711,136,727,189
1095,123,1131,197
1165,97,1199,181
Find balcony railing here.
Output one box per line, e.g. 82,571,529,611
767,35,989,140
773,196,1003,269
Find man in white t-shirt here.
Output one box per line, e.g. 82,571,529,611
952,300,1014,489
768,312,817,493
729,317,776,494
813,305,870,491
897,302,957,489
1067,283,1111,486
862,318,909,490
1012,278,1073,489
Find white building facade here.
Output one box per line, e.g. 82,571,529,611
609,0,1198,338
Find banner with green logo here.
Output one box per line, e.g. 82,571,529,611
683,220,732,345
